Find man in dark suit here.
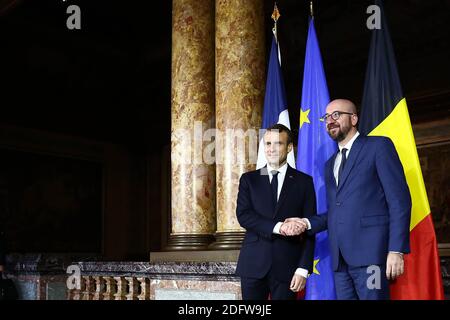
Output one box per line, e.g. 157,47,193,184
288,99,411,300
235,124,317,300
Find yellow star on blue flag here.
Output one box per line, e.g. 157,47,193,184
299,108,310,129
313,259,320,275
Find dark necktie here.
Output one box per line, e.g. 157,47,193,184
270,170,279,209
338,148,348,186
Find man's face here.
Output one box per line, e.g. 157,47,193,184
325,103,357,142
263,130,292,167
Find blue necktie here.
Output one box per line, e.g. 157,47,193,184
338,148,348,186
270,170,279,209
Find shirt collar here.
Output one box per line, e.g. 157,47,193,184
339,131,360,153
267,162,288,176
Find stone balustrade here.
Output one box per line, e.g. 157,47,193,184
67,275,149,300
65,259,240,300
4,253,450,300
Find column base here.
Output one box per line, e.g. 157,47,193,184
208,231,245,250
164,234,215,251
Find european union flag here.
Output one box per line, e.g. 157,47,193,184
296,19,337,300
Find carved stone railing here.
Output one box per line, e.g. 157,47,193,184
4,253,241,300
67,275,150,300
5,254,450,299
65,260,240,300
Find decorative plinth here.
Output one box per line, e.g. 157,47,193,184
208,232,245,250
165,234,215,251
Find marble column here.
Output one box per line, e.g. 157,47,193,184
168,0,216,250
211,0,265,249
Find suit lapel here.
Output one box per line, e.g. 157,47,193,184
328,152,338,189
337,135,364,192
274,165,296,216
258,167,273,216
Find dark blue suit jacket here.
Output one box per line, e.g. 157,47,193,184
309,135,411,270
235,165,317,282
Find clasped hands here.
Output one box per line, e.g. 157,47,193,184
279,217,308,236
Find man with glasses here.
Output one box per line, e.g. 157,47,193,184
287,99,411,300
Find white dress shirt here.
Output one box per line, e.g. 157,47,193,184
333,131,360,186
268,162,309,279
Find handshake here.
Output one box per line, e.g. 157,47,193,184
280,217,309,236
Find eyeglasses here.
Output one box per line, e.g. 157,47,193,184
321,111,355,122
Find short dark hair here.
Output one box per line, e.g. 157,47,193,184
265,124,293,145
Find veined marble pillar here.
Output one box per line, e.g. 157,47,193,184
168,0,216,250
212,0,265,249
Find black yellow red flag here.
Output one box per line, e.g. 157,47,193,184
360,0,444,300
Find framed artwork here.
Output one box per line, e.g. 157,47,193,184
415,118,450,256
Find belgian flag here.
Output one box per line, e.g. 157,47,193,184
360,0,444,299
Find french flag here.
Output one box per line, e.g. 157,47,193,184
256,34,295,169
